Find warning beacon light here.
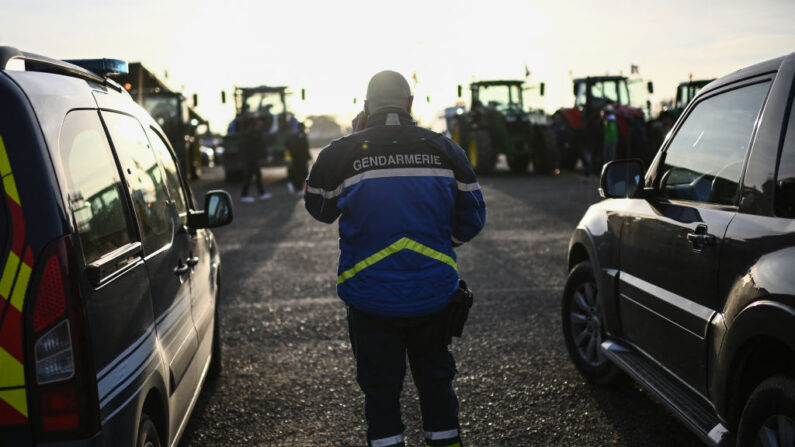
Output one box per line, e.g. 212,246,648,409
64,58,129,77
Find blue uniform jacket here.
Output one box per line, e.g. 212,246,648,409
304,108,486,317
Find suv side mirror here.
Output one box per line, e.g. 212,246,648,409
600,159,645,198
188,190,234,228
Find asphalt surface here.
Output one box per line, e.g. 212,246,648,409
180,161,704,447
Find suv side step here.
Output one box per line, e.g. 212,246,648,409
601,340,733,447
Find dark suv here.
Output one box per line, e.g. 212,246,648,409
563,53,795,446
0,47,233,446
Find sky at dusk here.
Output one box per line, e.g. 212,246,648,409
2,0,794,132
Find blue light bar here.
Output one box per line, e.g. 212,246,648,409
64,58,129,76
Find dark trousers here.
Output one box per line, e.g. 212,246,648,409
288,160,308,190
241,163,265,197
347,306,461,447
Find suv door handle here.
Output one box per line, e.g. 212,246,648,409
686,225,716,251
174,263,190,275
186,256,199,267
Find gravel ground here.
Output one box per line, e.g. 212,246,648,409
180,163,703,447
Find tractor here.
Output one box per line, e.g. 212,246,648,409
648,78,714,151
118,62,207,179
222,85,302,181
447,80,556,175
551,76,652,171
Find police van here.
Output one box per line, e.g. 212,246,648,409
0,47,233,446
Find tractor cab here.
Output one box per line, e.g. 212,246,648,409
675,79,713,109
574,76,632,110
222,85,300,181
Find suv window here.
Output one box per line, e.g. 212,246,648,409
102,112,173,254
147,128,189,225
659,82,770,205
58,110,133,263
774,96,795,217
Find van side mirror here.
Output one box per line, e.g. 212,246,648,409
221,91,227,104
192,93,199,107
301,88,306,101
647,81,654,94
457,85,462,98
188,190,234,228
539,82,545,97
600,159,645,198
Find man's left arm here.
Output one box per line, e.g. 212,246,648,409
446,140,486,246
304,144,342,223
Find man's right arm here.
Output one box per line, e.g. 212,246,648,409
304,143,343,223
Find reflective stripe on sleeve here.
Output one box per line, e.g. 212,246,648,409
455,180,480,192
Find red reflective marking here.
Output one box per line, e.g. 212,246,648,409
0,304,23,362
23,246,33,267
7,196,25,255
0,397,27,425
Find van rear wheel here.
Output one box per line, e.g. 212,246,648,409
137,413,161,447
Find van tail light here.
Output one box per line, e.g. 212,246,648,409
26,236,100,441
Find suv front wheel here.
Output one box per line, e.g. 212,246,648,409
562,261,621,385
738,375,795,447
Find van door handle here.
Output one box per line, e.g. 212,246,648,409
186,256,199,267
174,263,190,275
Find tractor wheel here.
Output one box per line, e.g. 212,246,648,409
532,128,557,175
507,155,531,174
468,130,496,175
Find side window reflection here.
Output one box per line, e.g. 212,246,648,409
659,82,770,205
58,111,133,263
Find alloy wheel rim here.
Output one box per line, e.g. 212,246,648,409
755,414,795,447
569,280,606,367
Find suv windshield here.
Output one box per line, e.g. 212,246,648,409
475,84,522,109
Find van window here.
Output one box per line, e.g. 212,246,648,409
58,110,133,263
147,128,189,226
102,112,173,254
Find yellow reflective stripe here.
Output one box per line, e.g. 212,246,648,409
0,135,10,176
9,260,30,312
3,174,19,206
0,388,28,418
0,346,25,388
0,251,19,301
337,237,457,285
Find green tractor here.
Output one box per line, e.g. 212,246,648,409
447,80,556,175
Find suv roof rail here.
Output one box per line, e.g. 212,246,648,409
0,46,124,89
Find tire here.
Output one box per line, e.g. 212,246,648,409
467,129,496,175
137,413,162,447
532,127,557,175
561,262,622,385
507,154,531,174
209,292,223,379
737,375,795,447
